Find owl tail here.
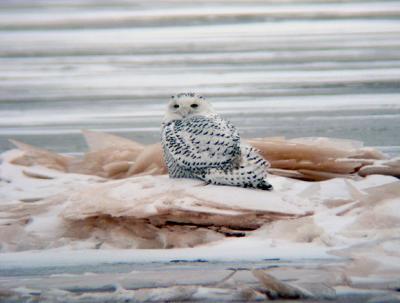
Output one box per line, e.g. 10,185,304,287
200,145,273,190
256,179,273,191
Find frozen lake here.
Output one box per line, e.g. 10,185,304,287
0,0,400,156
1,2,400,300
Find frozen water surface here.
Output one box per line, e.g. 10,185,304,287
1,0,400,302
0,0,399,156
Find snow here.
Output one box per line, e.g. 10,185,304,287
1,146,399,279
1,0,400,300
0,240,333,270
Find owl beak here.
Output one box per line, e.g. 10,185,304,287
180,107,191,117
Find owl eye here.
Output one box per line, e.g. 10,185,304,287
191,104,198,108
173,104,179,109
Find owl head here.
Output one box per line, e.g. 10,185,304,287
164,93,216,123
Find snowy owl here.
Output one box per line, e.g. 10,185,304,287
161,93,273,190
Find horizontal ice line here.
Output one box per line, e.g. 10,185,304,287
1,2,400,29
2,49,400,65
1,20,399,42
1,95,399,126
2,58,400,74
1,69,400,90
1,34,398,50
1,114,399,136
0,127,161,136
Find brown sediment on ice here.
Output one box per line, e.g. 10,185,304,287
56,174,311,249
1,135,400,298
3,130,399,250
1,150,400,252
8,130,400,181
249,137,398,180
9,139,72,172
1,130,398,251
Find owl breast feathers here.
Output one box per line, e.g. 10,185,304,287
162,113,273,191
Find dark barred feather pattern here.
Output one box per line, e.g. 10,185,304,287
162,115,272,190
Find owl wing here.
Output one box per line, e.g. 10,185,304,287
162,116,241,169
